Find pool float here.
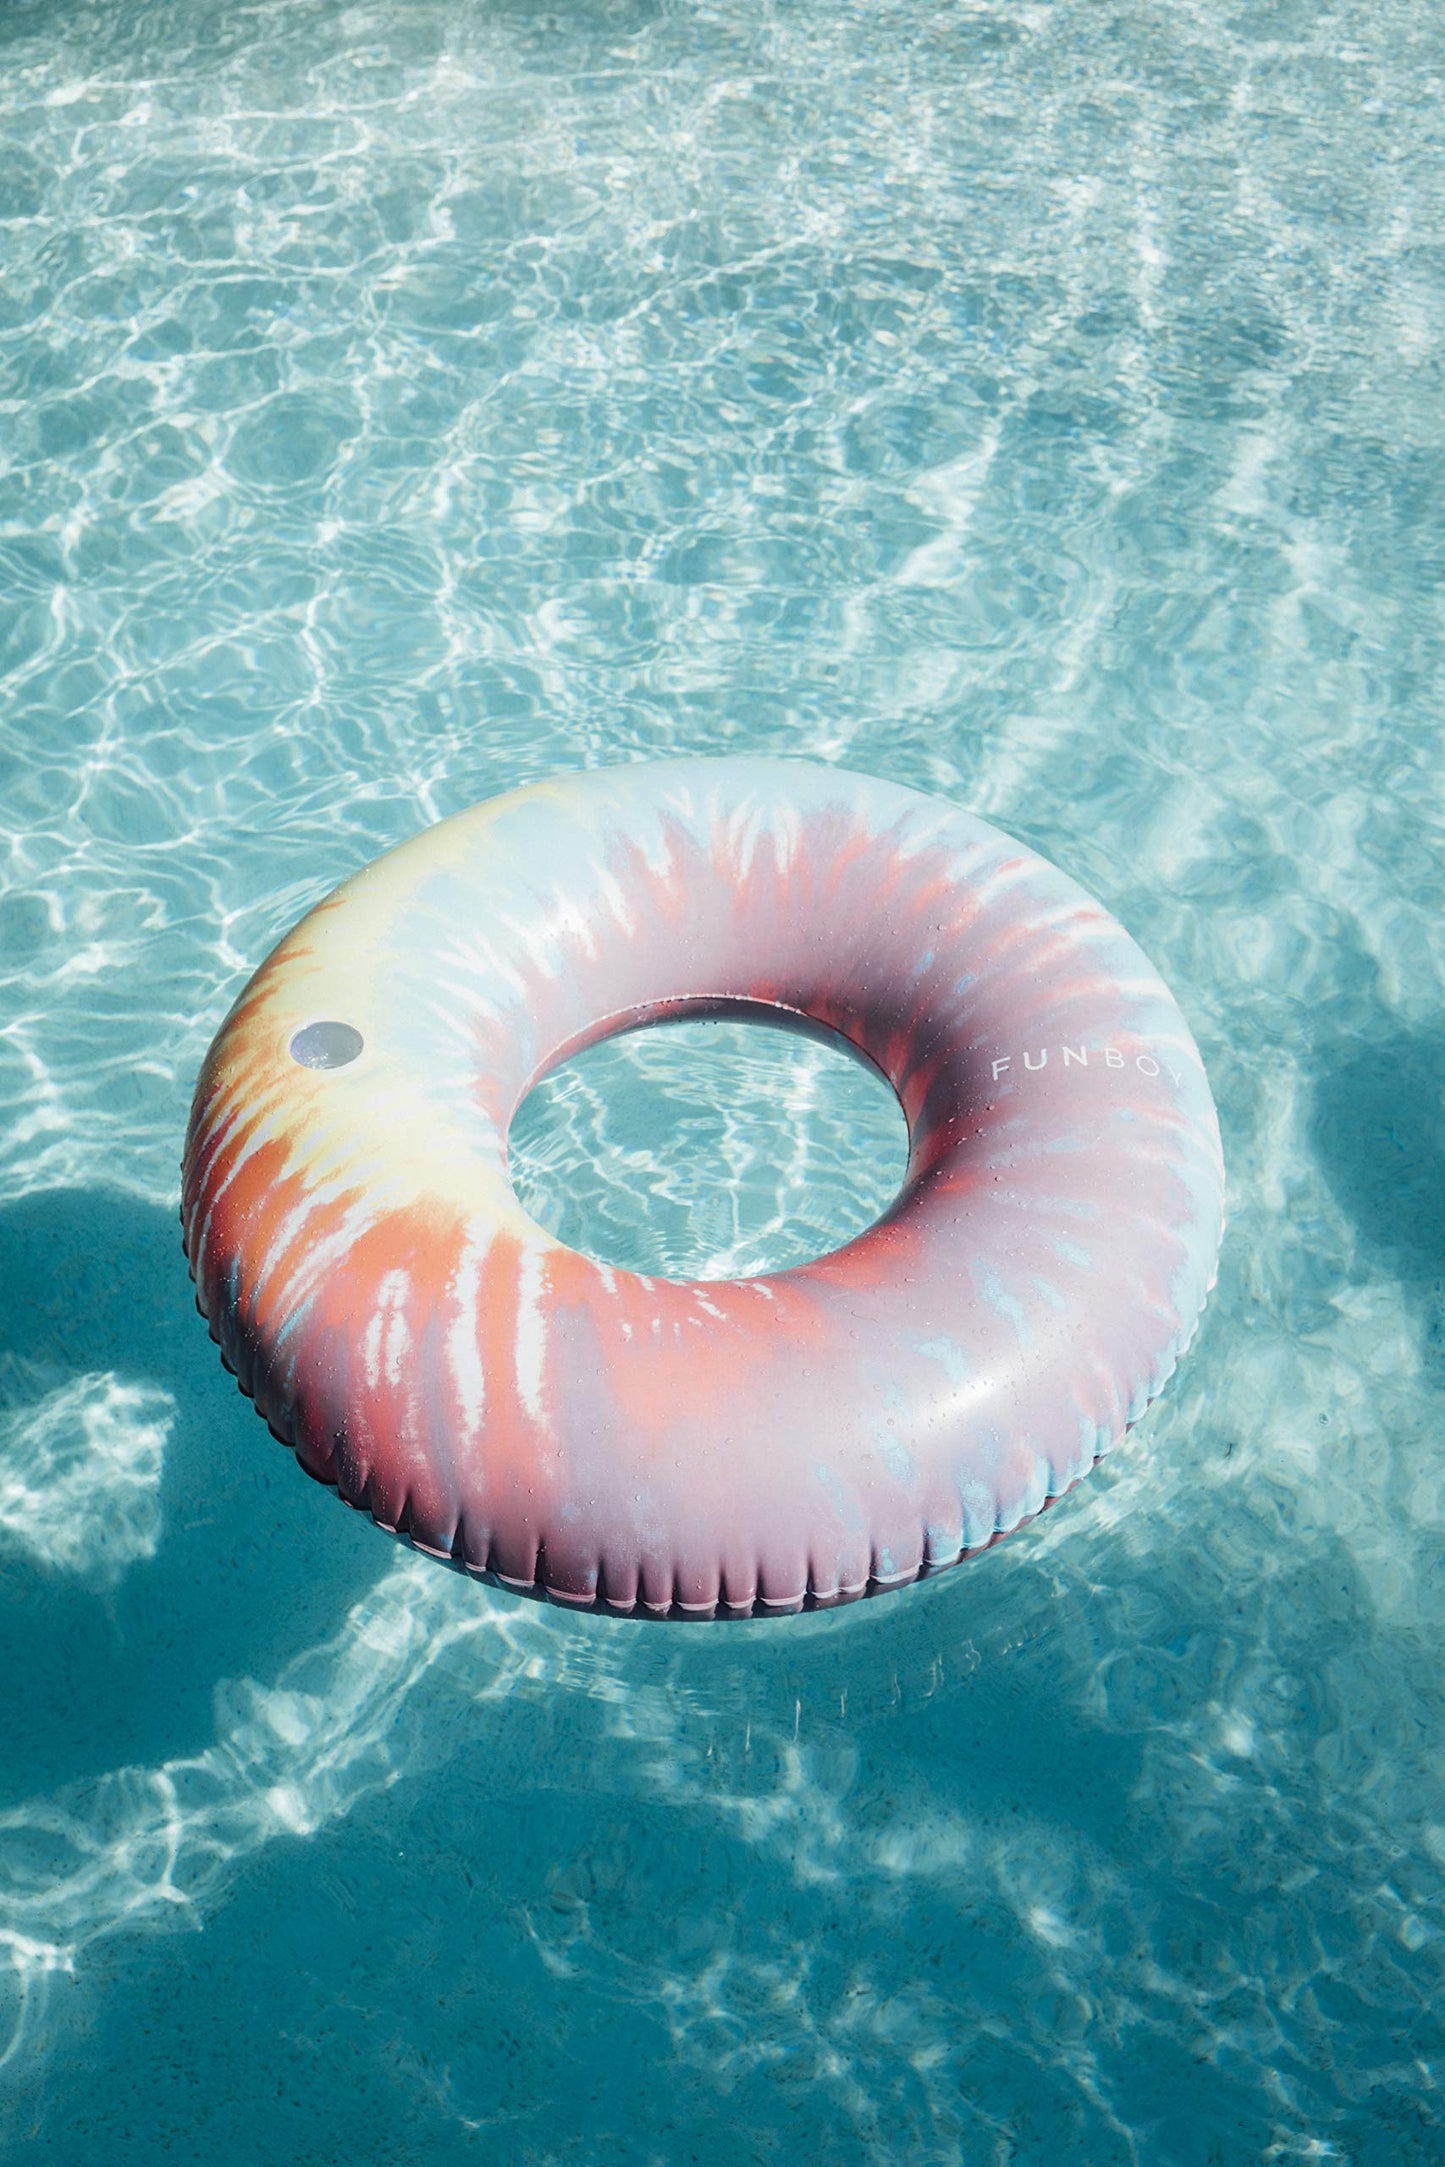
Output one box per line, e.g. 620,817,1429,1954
182,759,1225,1617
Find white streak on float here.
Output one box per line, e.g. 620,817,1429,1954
363,1270,410,1391
514,1244,549,1422
448,1229,489,1439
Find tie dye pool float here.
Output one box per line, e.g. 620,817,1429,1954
182,760,1225,1618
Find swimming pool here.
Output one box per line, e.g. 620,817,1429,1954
1,0,1441,2157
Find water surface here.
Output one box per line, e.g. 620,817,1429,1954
1,0,1442,2159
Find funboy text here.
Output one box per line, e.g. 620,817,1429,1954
990,1046,1187,1086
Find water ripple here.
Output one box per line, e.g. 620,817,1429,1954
0,0,1442,2158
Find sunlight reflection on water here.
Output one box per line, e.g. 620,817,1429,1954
1,0,1443,2156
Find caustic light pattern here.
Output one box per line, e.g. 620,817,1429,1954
182,760,1225,1617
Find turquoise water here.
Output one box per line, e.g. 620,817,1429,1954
511,1017,913,1276
1,0,1442,2156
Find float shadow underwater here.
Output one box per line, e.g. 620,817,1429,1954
0,1185,379,1806
1312,1022,1445,1386
0,1189,1435,2164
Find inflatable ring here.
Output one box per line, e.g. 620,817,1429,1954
183,759,1224,1618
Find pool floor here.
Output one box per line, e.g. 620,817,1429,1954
1,0,1443,2159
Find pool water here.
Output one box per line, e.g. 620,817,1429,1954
511,1016,913,1278
2,0,1442,2159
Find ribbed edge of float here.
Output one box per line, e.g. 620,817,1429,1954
183,1203,1225,1625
